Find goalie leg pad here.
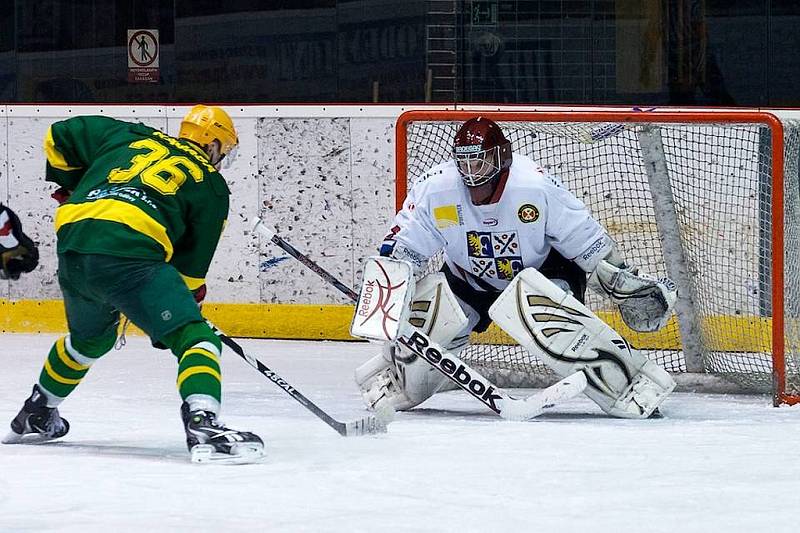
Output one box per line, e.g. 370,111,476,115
489,267,675,419
354,273,470,411
354,344,426,412
354,342,459,413
585,358,675,418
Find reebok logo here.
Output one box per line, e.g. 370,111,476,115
581,237,605,262
397,330,503,413
357,280,375,317
570,333,590,353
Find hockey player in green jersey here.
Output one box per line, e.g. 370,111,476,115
3,106,264,464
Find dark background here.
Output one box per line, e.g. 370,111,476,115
0,0,797,106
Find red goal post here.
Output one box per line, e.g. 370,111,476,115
395,109,800,406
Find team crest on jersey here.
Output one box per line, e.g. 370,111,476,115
433,204,462,229
466,231,521,280
495,257,523,280
517,204,539,223
467,231,493,258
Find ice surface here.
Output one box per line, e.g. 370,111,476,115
2,333,799,533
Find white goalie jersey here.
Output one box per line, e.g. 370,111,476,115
383,154,609,291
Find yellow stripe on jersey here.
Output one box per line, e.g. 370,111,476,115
44,126,82,171
55,199,174,261
55,337,89,371
177,366,221,387
180,274,206,291
43,358,82,385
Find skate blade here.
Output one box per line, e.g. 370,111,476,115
190,443,266,465
2,430,64,445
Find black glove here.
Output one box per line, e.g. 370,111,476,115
0,204,39,280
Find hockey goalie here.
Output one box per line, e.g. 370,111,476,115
352,116,678,419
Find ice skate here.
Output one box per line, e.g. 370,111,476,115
3,385,70,444
181,402,264,465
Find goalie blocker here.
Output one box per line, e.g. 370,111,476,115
489,267,676,419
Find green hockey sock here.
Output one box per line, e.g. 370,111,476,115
177,341,222,403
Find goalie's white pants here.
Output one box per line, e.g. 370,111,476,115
355,273,473,412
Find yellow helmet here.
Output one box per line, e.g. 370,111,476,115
178,105,238,157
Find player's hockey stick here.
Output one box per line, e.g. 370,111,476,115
252,217,587,420
209,322,392,436
253,220,358,301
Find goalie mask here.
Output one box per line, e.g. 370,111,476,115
453,117,512,187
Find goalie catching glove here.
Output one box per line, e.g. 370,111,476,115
587,255,677,333
574,236,677,333
0,204,39,280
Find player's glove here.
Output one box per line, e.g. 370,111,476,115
192,284,207,308
51,187,72,205
0,204,39,280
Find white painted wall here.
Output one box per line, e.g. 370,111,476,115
0,105,409,304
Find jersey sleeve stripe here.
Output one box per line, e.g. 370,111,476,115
180,273,206,290
44,126,82,171
54,199,174,261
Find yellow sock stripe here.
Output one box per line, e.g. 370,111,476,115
56,337,89,371
179,347,219,366
177,366,221,388
43,358,83,385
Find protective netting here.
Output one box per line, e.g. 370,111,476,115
401,115,800,397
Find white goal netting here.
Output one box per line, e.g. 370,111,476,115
399,112,800,400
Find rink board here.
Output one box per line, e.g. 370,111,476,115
0,105,797,353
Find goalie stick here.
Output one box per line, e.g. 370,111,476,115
210,322,391,436
252,217,587,421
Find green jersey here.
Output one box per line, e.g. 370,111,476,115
45,115,230,289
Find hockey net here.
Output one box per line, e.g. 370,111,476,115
396,109,800,405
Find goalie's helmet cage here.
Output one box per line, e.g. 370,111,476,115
453,117,512,187
179,105,239,158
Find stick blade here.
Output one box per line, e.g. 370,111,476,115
343,403,395,436
499,371,588,421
